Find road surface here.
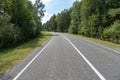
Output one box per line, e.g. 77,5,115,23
7,33,120,80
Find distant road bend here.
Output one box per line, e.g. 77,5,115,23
13,32,120,80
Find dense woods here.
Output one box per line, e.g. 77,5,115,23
0,0,44,49
43,0,120,43
0,0,120,49
43,9,71,32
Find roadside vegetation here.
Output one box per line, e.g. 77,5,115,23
0,32,52,74
0,0,120,75
0,0,45,49
0,0,53,75
43,0,120,44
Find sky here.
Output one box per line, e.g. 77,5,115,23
30,0,76,24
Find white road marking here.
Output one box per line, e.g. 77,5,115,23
13,38,53,80
83,38,120,54
64,36,106,80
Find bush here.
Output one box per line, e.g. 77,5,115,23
102,21,120,43
102,28,112,41
69,24,78,34
0,13,23,48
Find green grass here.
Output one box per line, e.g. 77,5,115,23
79,35,120,51
0,32,52,74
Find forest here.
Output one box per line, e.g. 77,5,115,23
0,0,120,49
0,0,44,49
43,0,120,43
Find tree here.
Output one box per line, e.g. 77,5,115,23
0,13,22,48
42,15,57,31
34,0,45,34
80,0,98,36
43,0,120,43
35,0,45,18
69,1,81,34
56,9,71,32
0,0,45,49
43,20,52,31
10,0,45,39
0,0,4,13
102,21,120,43
108,8,120,22
50,15,57,31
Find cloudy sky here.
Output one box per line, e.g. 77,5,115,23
30,0,76,24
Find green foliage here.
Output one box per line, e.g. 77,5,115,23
43,15,57,31
43,9,71,32
108,8,120,22
0,13,22,48
108,8,120,17
43,21,51,31
69,1,81,34
56,9,71,32
102,21,120,43
0,32,51,74
69,25,78,34
80,0,98,36
50,15,57,32
35,0,45,18
105,0,120,9
110,21,120,43
102,28,112,41
0,0,45,49
88,14,100,37
43,0,120,43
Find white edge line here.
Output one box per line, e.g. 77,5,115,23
72,34,120,54
64,36,106,80
13,37,53,80
83,39,120,54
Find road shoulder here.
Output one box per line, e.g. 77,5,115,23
0,35,52,80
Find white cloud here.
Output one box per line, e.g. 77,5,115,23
29,0,53,24
42,12,52,24
41,0,53,4
30,0,35,4
30,0,53,4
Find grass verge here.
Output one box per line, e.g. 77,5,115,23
79,35,120,51
0,32,52,74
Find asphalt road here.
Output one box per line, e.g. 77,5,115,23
9,33,120,80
